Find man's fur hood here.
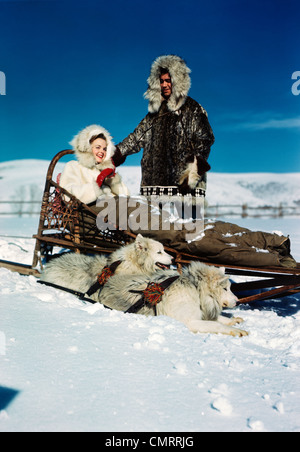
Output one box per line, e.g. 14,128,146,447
144,55,191,113
70,124,116,170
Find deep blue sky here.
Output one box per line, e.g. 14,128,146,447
0,0,299,172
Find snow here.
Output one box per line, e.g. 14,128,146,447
0,160,300,432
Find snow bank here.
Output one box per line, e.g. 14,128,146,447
0,160,300,432
0,216,299,432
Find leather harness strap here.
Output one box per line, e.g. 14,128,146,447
126,275,180,315
86,260,122,297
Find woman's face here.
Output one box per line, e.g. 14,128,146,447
91,137,107,163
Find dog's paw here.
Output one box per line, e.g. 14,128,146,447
229,317,244,325
229,327,249,337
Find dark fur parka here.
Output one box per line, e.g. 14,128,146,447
116,55,215,192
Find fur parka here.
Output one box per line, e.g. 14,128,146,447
60,124,130,204
116,55,214,194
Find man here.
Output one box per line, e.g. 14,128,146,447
112,54,215,199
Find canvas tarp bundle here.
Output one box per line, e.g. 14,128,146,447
89,197,297,269
145,220,296,268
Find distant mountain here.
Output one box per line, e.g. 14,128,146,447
0,160,299,212
206,173,300,207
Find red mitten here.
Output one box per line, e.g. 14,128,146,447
96,167,115,187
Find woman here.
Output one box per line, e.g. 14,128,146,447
60,124,130,204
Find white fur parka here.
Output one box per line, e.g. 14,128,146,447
60,125,130,205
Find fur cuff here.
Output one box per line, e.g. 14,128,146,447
95,159,115,172
104,171,122,188
179,157,199,190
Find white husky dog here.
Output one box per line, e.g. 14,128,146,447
41,235,247,336
100,262,248,337
108,234,173,274
40,234,173,298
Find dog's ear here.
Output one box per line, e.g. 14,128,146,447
135,234,147,253
219,276,229,286
135,233,145,245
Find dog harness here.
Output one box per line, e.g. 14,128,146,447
126,275,180,315
85,260,122,298
85,261,179,316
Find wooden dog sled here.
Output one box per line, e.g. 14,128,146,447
1,149,300,305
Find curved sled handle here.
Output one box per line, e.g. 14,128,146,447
46,149,75,182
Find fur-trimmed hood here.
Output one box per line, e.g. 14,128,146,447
70,124,116,169
144,55,191,113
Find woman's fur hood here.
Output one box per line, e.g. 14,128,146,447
144,55,191,113
70,124,116,170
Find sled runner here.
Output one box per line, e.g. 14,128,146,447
0,149,300,305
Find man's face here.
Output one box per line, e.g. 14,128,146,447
160,72,172,99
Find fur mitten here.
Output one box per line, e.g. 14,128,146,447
179,156,211,193
112,147,127,167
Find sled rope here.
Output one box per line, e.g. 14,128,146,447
37,279,98,305
126,275,180,315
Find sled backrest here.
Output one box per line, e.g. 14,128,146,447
32,150,134,269
39,150,80,233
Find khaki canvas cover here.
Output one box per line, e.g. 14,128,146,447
147,220,296,268
88,197,297,269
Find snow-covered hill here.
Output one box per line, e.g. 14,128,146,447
206,172,300,207
0,159,300,209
